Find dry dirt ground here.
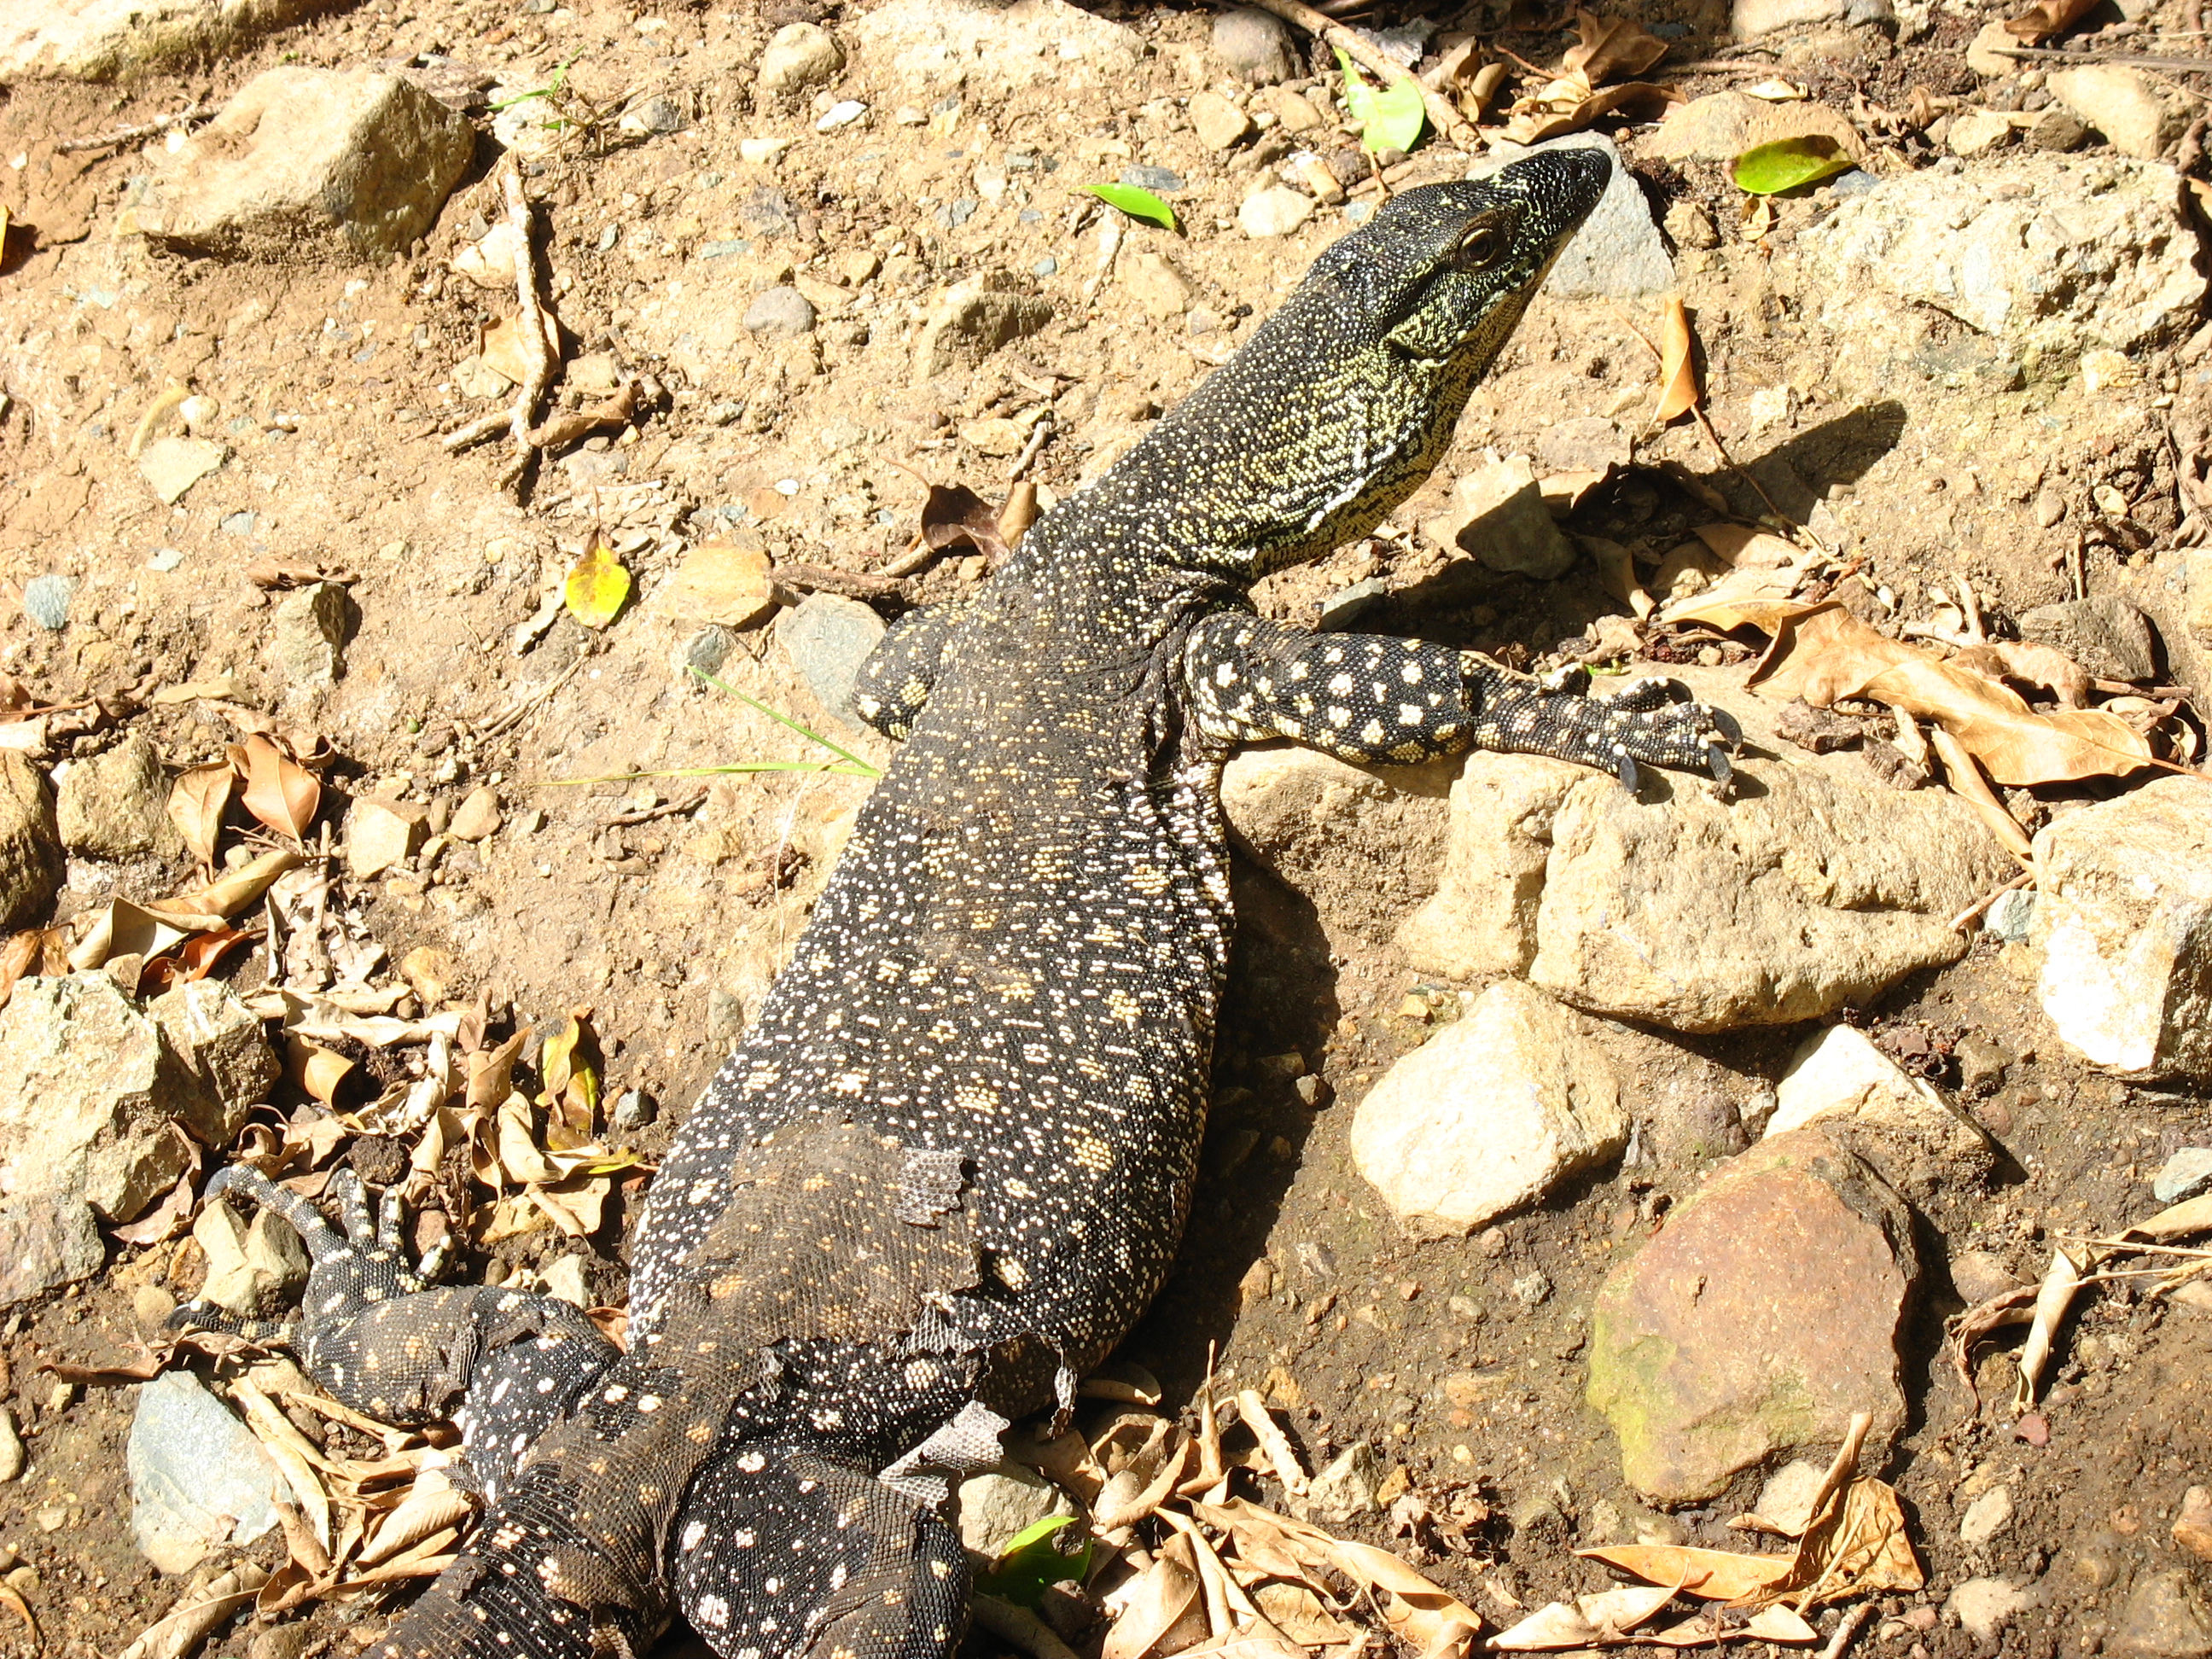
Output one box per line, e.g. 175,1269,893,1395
0,2,2209,1658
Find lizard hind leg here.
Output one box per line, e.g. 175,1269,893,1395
672,1445,969,1659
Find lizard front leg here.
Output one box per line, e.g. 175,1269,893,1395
1183,611,1738,788
852,601,972,741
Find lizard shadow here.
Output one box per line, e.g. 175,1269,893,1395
1113,856,1343,1408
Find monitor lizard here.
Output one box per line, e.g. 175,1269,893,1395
172,147,1738,1659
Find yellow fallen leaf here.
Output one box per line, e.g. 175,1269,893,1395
1655,296,1700,422
564,541,631,629
1576,1544,1796,1604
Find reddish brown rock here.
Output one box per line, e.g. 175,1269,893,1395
1586,1128,1915,1503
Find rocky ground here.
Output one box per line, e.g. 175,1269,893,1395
1,0,2210,1656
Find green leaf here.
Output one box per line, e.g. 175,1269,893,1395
1335,47,1426,155
1732,136,1854,195
563,541,632,629
975,1516,1090,1609
1082,183,1177,230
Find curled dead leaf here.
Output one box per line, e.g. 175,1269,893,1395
167,762,236,867
1655,298,1700,423
2004,0,2098,41
922,481,1013,564
1562,9,1670,81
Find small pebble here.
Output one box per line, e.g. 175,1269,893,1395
0,1408,20,1483
2152,1147,2212,1203
739,136,795,165
815,99,866,133
21,573,74,632
1031,255,1058,278
1239,185,1315,238
147,547,184,573
1121,166,1185,194
743,285,816,337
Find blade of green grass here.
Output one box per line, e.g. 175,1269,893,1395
688,667,880,773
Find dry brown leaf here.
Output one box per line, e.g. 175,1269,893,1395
166,761,236,867
2014,1245,2089,1410
0,1579,38,1650
1502,79,1676,144
287,1039,356,1107
240,733,320,841
112,1168,201,1246
360,1470,474,1566
1575,1544,1796,1603
1655,298,1700,423
1562,8,1670,81
1323,1537,1481,1658
2005,0,2098,40
1234,1391,1308,1495
528,1172,610,1237
528,382,638,449
147,846,306,923
1494,1582,1682,1650
67,899,193,973
2133,1193,2212,1240
921,481,1014,564
118,1564,271,1659
0,929,44,1012
1749,603,2153,784
1769,1476,1923,1608
480,312,558,385
1104,1533,1208,1659
1946,1284,2037,1409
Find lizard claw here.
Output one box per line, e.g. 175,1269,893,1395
1704,740,1733,787
1707,707,1743,748
1615,751,1641,792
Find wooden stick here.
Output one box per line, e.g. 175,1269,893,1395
1992,43,2212,69
498,166,558,495
1237,0,1482,150
58,103,211,154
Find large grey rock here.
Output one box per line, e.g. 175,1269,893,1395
2047,66,2191,161
1350,980,1627,1235
1220,746,1454,949
0,0,346,79
193,1196,310,1316
848,0,1142,94
1397,672,2016,1031
2017,595,2160,683
777,595,888,727
954,1464,1075,1559
1301,1441,1381,1523
145,979,278,1127
0,974,236,1305
128,1371,282,1575
1732,0,1891,36
1587,1129,1914,1503
57,732,176,859
0,753,63,928
912,276,1053,381
2032,777,2212,1078
1796,153,2205,368
2110,1570,2212,1657
121,67,473,260
1471,136,1673,299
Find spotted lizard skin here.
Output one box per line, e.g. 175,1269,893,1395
175,150,1738,1659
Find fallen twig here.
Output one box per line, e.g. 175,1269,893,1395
1947,870,2034,933
1818,1601,1878,1659
1992,43,2212,69
599,787,708,828
445,167,561,496
479,655,587,739
1239,0,1482,148
59,103,211,154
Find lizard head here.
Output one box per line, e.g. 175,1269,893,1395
1336,146,1611,372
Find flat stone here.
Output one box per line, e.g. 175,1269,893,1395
137,436,225,505
1796,153,2205,365
777,594,888,726
1587,1129,1914,1503
1966,19,2022,75
1238,185,1314,239
1422,454,1575,579
0,0,346,79
2032,777,2212,1077
122,67,472,261
1768,1024,1949,1138
1732,0,1890,33
346,797,428,880
847,0,1142,94
1350,980,1628,1236
954,1464,1074,1559
1948,1578,2034,1643
756,22,842,100
1650,90,1866,165
0,752,64,929
21,573,73,632
744,285,816,338
619,95,687,137
655,540,777,632
1301,1441,1381,1523
2155,1148,2212,1203
1219,745,1454,950
1122,249,1196,320
1948,109,2015,158
1471,136,1672,299
1258,85,1325,134
448,787,502,843
912,275,1052,381
128,1371,282,1575
57,731,176,859
270,580,351,690
1213,5,1302,83
1961,1485,2015,1546
2030,108,2093,152
2111,1569,2212,1657
2017,596,2159,683
1189,90,1254,152
2048,65,2189,160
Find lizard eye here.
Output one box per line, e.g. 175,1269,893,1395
1455,222,1504,271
